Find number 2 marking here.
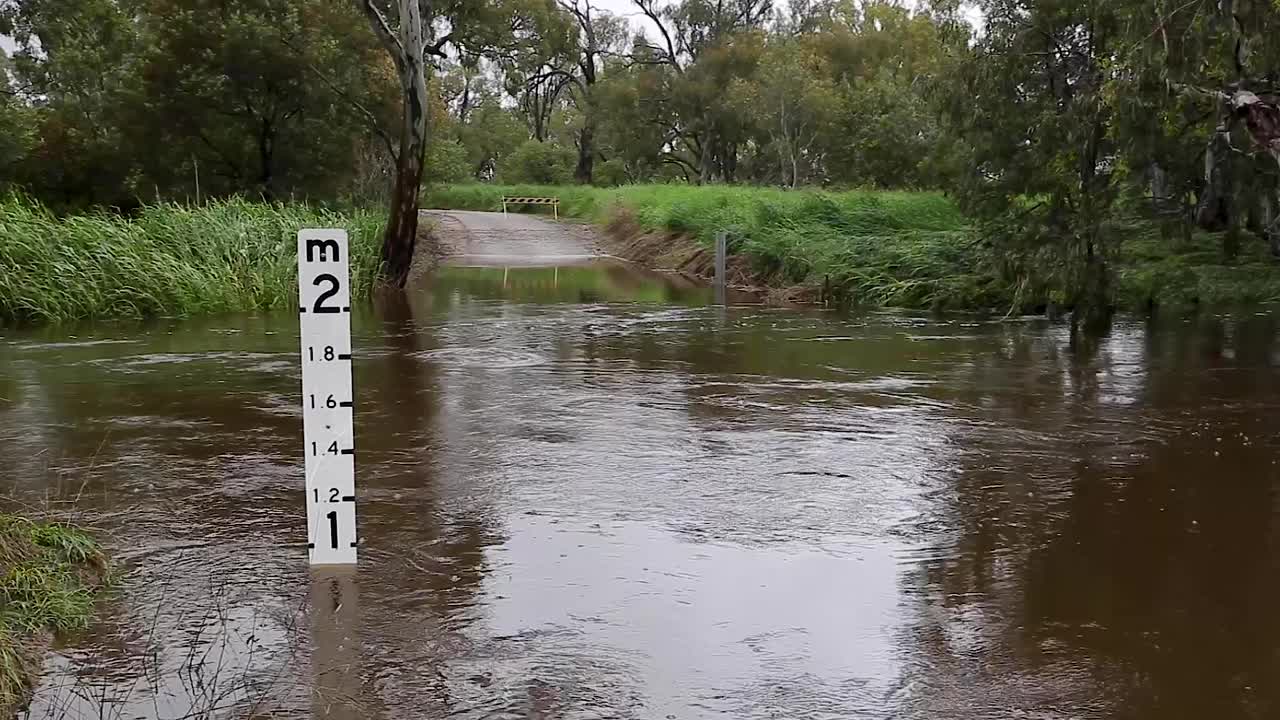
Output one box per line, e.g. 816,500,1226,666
312,274,340,314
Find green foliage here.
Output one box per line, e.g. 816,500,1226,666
25,523,99,566
427,182,1280,311
424,139,473,185
501,141,577,185
593,158,629,187
0,515,106,713
454,97,528,180
1116,224,1280,309
0,196,384,324
425,183,988,307
0,97,31,191
728,37,838,187
941,0,1280,317
0,53,31,187
943,0,1122,321
0,0,395,208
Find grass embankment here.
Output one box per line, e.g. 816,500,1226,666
0,515,106,713
426,184,987,306
425,183,1280,311
0,196,384,324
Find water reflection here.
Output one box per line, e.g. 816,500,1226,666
899,314,1280,720
1,265,1277,718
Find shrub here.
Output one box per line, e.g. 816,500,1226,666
501,141,576,185
0,196,384,324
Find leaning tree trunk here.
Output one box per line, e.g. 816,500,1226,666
1234,91,1280,257
699,111,716,185
1195,118,1234,234
574,117,596,185
359,0,430,288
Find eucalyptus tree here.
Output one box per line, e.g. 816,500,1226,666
631,0,771,183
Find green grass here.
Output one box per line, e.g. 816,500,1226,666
0,196,385,324
1116,223,1280,309
427,183,1280,312
424,183,998,309
0,515,106,713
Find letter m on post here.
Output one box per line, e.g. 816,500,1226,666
307,238,341,262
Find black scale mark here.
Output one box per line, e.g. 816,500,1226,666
340,448,355,456
339,401,353,408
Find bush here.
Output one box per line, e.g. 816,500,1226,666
424,139,472,185
0,515,106,714
0,196,385,324
593,158,629,187
501,141,576,185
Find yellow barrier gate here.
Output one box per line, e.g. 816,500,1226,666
501,196,560,220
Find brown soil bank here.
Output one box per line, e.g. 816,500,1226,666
601,209,809,304
0,516,107,715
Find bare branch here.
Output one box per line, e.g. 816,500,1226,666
357,0,405,62
304,60,398,161
1168,80,1229,103
425,33,453,59
633,0,681,72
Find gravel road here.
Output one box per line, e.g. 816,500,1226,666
421,209,601,267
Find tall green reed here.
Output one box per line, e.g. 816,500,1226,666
0,197,384,324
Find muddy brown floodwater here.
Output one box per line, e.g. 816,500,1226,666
2,262,1279,719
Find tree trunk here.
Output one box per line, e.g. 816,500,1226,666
574,118,595,185
258,120,276,201
358,0,429,288
1148,161,1175,215
1196,120,1234,233
383,136,424,286
699,112,715,185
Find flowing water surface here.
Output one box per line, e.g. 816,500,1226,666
2,263,1279,719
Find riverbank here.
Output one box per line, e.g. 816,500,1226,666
423,184,1280,312
0,197,384,325
0,515,106,714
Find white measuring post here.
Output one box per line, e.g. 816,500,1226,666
297,229,358,565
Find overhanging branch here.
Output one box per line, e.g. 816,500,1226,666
357,0,405,64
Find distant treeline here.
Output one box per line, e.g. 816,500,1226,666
2,1,1278,315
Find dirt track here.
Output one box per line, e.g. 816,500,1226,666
421,209,601,267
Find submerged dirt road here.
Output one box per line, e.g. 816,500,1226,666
422,209,601,267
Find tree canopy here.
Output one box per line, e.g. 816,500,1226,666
0,0,1277,301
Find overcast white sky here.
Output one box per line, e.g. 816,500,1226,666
590,0,981,33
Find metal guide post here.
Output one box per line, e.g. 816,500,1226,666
715,231,728,306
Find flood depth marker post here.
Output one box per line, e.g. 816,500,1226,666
298,229,358,565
